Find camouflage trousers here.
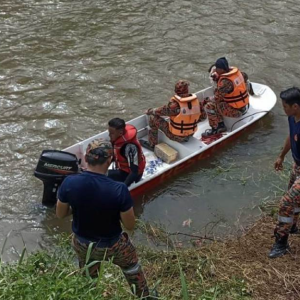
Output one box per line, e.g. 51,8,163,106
204,101,243,129
275,163,300,238
72,232,149,298
148,115,188,147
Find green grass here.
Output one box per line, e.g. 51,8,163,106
0,236,133,300
2,159,289,299
139,245,252,300
0,234,251,300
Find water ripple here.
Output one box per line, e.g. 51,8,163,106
0,0,299,257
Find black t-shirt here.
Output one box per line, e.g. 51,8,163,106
58,171,133,241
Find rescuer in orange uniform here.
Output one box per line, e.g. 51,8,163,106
202,57,252,137
142,80,207,150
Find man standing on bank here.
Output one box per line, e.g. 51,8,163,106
108,118,146,187
56,139,150,298
202,57,251,137
269,87,300,258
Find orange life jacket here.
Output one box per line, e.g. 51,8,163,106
218,67,249,109
113,124,146,174
169,94,201,137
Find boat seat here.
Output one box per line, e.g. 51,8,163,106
222,103,256,132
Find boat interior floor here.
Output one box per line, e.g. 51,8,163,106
139,139,154,151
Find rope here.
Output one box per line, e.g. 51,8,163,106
230,111,271,132
200,133,224,145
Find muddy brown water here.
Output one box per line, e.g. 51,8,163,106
0,0,299,260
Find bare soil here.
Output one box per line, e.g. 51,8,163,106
208,216,300,300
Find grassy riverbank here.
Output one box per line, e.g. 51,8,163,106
1,164,299,299
0,231,250,300
1,214,300,300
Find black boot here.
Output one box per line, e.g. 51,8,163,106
268,235,290,259
202,122,227,138
290,224,299,234
139,139,155,151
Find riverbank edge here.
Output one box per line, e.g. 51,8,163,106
1,212,299,300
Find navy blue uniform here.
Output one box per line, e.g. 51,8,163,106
58,171,149,297
58,171,132,242
288,116,300,165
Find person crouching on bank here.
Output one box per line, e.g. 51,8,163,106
108,118,146,187
56,139,150,298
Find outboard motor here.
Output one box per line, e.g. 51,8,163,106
34,150,79,206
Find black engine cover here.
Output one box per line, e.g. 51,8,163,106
34,150,79,206
35,150,79,179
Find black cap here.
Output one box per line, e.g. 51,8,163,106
86,139,113,159
215,57,229,72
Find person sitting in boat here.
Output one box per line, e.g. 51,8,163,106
108,118,146,187
202,57,253,137
141,80,207,150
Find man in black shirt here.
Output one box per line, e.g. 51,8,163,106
56,139,150,297
108,118,146,186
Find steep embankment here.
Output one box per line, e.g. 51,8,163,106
1,215,299,299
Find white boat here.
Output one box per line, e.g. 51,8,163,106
60,83,276,197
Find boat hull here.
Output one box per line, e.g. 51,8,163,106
130,118,259,198
55,82,277,201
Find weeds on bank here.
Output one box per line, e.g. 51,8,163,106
0,231,251,300
0,162,292,300
0,235,136,300
258,160,291,216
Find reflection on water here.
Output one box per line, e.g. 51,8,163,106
0,0,298,258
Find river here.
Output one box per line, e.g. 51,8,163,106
0,0,299,260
